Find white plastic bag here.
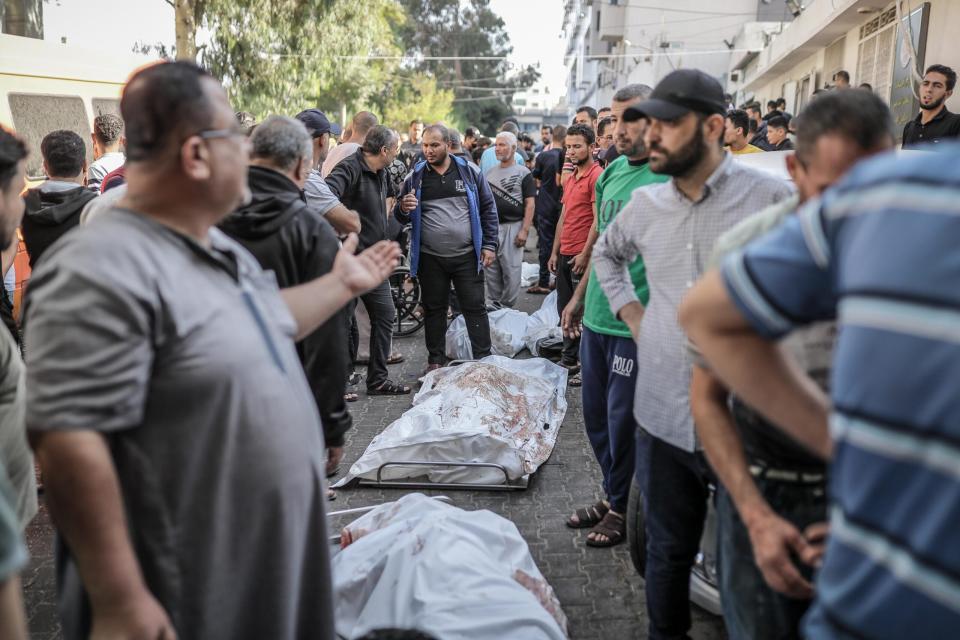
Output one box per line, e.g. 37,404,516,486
445,308,530,360
523,291,561,354
520,261,541,287
334,356,567,486
333,494,568,640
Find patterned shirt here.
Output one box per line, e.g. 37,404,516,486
592,153,792,451
721,146,960,639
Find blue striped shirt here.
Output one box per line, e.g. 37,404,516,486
720,146,960,639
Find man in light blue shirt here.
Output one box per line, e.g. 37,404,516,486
479,120,526,172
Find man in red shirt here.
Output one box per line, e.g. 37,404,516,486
549,123,600,383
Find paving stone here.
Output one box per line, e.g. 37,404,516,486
21,244,725,640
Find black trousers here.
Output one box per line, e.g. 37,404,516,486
418,251,491,364
555,254,582,366
536,208,560,287
358,280,395,389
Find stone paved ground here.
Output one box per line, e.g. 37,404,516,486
22,245,726,640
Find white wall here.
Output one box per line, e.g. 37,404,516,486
42,0,174,53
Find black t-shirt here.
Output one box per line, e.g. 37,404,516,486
532,148,562,216
902,108,960,148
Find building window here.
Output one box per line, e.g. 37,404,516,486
2,0,43,38
857,8,897,101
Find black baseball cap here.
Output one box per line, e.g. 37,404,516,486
623,69,727,122
295,108,342,137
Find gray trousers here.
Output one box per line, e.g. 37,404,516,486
485,220,523,309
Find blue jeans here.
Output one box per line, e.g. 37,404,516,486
636,430,713,640
580,328,638,513
717,478,826,640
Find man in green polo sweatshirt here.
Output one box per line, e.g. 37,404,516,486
562,90,668,547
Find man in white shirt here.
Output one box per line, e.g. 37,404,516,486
87,113,125,191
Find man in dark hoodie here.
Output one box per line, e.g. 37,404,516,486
218,115,352,476
21,130,96,268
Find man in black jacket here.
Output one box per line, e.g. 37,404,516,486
219,115,352,473
21,130,97,268
326,125,409,395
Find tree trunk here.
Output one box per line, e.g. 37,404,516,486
175,0,198,61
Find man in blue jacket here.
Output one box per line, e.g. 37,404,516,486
394,124,498,372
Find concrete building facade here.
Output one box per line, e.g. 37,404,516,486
732,0,959,140
563,0,794,110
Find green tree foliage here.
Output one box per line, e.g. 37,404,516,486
394,0,539,132
372,71,459,132
191,0,403,118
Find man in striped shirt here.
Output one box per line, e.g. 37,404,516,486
681,145,960,638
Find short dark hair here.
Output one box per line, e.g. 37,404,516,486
925,64,957,91
776,97,787,108
597,116,614,136
361,125,399,154
767,100,778,110
41,129,85,177
0,128,27,193
767,115,788,130
93,113,124,145
121,61,215,162
423,123,450,144
565,122,595,146
410,119,423,126
576,105,598,121
551,124,566,141
793,89,894,161
745,102,762,116
833,70,850,83
464,127,478,138
859,83,873,91
726,109,751,137
540,124,551,131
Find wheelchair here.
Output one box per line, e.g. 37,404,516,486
388,224,424,337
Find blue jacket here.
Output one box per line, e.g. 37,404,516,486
392,154,499,277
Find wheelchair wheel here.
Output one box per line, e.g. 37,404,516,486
389,267,424,337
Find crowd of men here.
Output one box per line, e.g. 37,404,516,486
0,55,958,640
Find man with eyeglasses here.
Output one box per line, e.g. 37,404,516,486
25,61,400,640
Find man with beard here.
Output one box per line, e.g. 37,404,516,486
485,131,535,309
537,124,552,153
548,123,600,383
393,124,497,371
688,90,894,640
902,64,960,148
560,85,668,547
590,69,792,639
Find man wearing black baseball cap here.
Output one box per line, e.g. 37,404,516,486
590,68,793,640
295,109,360,236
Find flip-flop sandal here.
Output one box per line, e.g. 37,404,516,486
568,373,582,387
527,285,551,294
585,512,626,547
368,380,412,396
566,500,610,529
327,489,337,501
344,392,359,403
387,353,405,365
